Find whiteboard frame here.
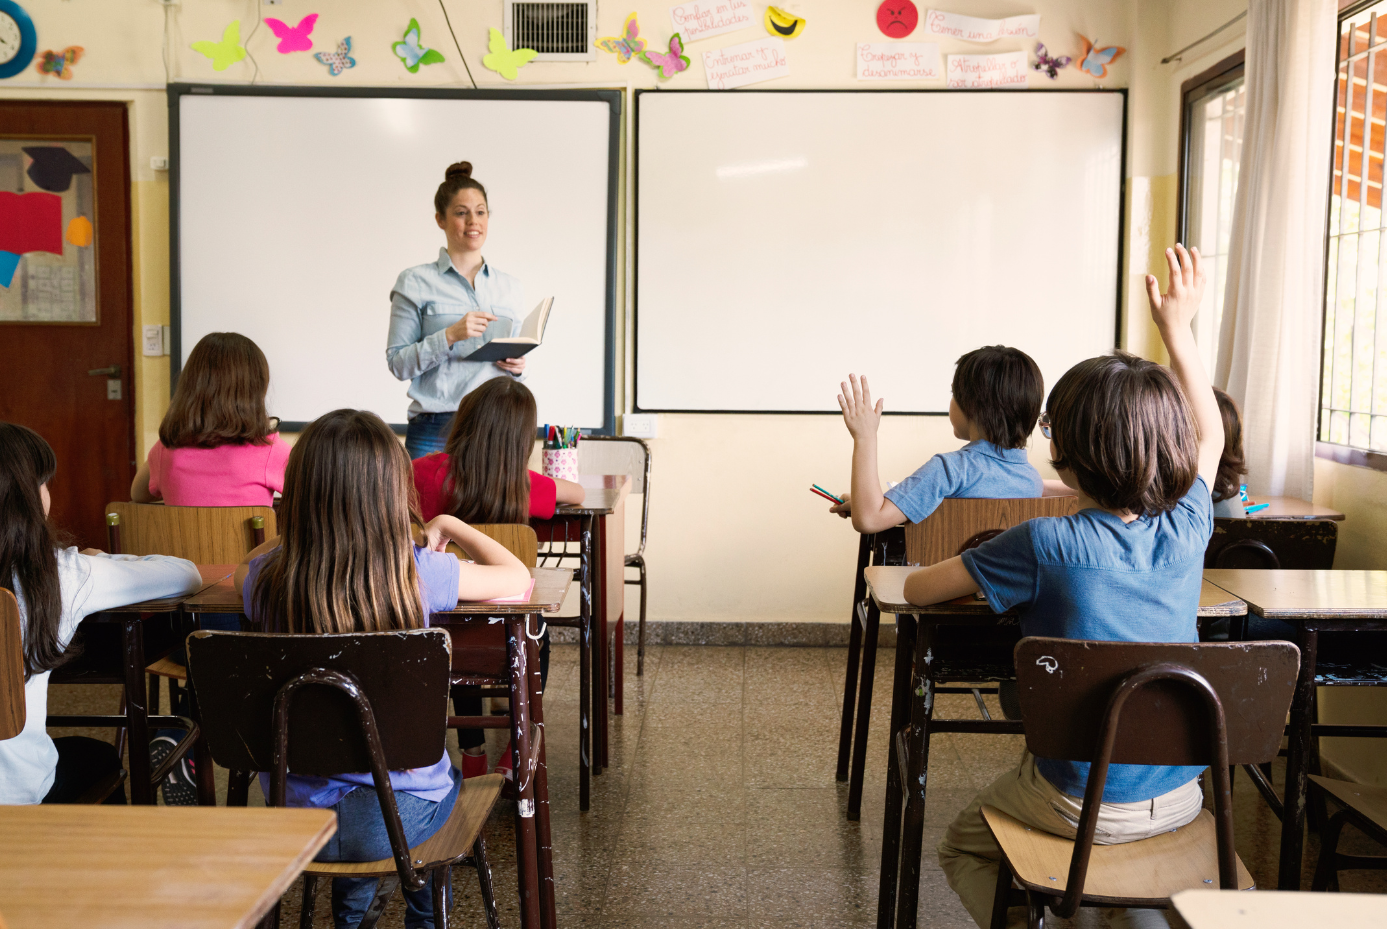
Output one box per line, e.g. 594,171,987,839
168,82,622,434
632,88,1129,416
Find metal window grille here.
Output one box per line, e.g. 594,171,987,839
506,2,596,60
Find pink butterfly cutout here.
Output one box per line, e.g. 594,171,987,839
265,13,318,54
641,33,689,79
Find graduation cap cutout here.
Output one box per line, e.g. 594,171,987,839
22,147,91,193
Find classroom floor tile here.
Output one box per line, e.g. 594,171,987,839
45,643,1387,928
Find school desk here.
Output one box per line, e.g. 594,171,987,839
864,566,1248,929
1203,568,1387,892
0,805,335,929
1243,497,1346,520
1169,888,1387,927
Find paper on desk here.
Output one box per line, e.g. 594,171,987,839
483,577,536,603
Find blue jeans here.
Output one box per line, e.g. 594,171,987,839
315,767,462,929
405,412,455,460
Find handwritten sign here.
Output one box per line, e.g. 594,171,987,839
925,10,1040,43
670,0,755,43
946,51,1028,88
856,43,941,81
703,36,790,90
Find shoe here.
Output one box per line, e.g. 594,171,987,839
493,740,515,781
149,736,197,806
460,751,489,779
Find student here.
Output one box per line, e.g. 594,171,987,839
1211,387,1248,518
131,331,290,507
904,245,1220,929
830,346,1047,534
235,408,529,929
0,422,203,805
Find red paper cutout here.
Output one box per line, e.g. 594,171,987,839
0,191,64,255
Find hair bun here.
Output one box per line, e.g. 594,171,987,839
444,161,474,180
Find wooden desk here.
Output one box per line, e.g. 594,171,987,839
866,566,1248,929
1204,569,1387,891
0,805,334,928
1170,888,1387,927
1244,496,1345,520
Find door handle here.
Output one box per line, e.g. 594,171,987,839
87,365,121,377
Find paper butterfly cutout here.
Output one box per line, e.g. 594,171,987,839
595,12,645,64
36,46,83,80
640,33,689,80
483,27,538,81
1032,42,1070,80
393,18,445,73
191,21,247,72
315,37,356,76
265,13,317,54
1076,35,1125,80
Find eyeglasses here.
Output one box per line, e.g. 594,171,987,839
1039,412,1052,440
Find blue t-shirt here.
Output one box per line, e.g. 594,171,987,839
884,441,1043,524
960,475,1215,803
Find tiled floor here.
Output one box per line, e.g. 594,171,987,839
48,642,1387,928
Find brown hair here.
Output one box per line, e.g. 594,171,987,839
952,345,1044,449
443,377,536,525
0,423,71,679
434,161,488,216
250,409,425,635
161,332,275,449
1047,352,1200,517
1212,387,1248,503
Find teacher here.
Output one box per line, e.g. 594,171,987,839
387,161,527,459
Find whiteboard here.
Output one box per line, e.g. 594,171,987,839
173,86,618,431
635,90,1125,413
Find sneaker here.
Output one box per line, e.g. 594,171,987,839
493,740,515,781
149,736,197,806
460,751,489,780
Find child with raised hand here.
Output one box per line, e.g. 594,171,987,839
907,245,1221,929
832,345,1048,534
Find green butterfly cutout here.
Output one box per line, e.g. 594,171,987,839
393,18,445,73
483,28,538,81
191,21,247,72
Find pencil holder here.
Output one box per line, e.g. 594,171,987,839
543,447,579,482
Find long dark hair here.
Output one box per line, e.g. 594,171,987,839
0,423,68,680
160,332,275,449
434,160,488,215
443,377,535,525
251,410,425,635
1212,388,1248,503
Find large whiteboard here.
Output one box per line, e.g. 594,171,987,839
174,86,618,430
635,90,1125,413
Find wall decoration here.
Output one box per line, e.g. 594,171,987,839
36,45,82,80
0,190,62,255
1076,35,1124,79
670,0,754,44
923,10,1039,42
393,18,445,73
0,0,38,80
1032,42,1069,79
265,13,318,54
703,35,788,90
482,27,536,80
22,146,89,193
946,51,1028,88
596,12,646,63
641,32,689,79
0,251,18,288
65,215,92,248
0,138,95,322
314,37,355,76
191,21,247,72
763,6,806,39
857,42,939,81
876,1,918,39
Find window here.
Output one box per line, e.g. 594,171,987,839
1179,53,1246,375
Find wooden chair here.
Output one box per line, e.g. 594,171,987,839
982,637,1299,928
438,523,539,567
839,496,1079,820
187,628,503,929
1308,775,1387,891
1204,517,1338,570
578,436,652,674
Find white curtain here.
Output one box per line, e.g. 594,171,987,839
1216,0,1337,499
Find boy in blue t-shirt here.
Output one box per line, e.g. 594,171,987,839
831,345,1047,533
902,245,1224,929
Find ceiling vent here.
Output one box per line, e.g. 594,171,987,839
504,1,597,62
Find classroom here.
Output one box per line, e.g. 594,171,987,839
1,0,1386,926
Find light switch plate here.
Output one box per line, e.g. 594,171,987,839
622,414,658,438
150,156,169,171
106,378,122,400
162,325,172,356
142,324,163,356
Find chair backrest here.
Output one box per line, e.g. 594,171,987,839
904,497,1079,566
442,524,538,567
578,436,649,495
0,589,25,740
104,502,276,563
1205,518,1337,570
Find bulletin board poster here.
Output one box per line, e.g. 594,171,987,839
0,139,98,324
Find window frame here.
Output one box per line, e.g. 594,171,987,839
1176,50,1247,247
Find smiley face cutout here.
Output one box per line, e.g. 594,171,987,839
876,0,918,39
764,6,806,39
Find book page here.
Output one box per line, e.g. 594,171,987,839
519,297,553,342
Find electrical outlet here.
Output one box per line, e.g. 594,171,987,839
150,156,168,171
621,414,658,439
142,324,163,356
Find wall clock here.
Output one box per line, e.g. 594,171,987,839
0,1,38,80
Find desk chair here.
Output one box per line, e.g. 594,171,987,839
1205,517,1338,570
981,637,1298,928
188,628,504,929
1308,775,1387,891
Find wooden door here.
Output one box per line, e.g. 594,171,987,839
0,102,134,548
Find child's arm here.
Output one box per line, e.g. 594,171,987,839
1040,479,1076,498
837,374,908,534
903,556,980,606
554,478,586,505
233,535,281,592
1147,244,1224,486
423,515,532,601
130,463,158,503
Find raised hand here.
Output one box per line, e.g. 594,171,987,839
1146,244,1205,334
837,374,884,440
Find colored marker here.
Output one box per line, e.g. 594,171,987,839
1245,502,1270,514
810,484,843,505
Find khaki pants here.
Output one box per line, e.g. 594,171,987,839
937,751,1204,929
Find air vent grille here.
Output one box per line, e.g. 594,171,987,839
511,2,590,55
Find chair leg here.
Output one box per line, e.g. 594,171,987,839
636,562,647,677
473,834,501,929
432,865,452,929
846,600,881,821
1312,810,1348,892
228,769,251,807
298,874,318,929
256,901,281,929
148,672,161,715
1026,891,1046,929
356,876,399,929
836,599,863,784
990,858,1014,929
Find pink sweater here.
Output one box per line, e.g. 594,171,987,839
146,435,291,507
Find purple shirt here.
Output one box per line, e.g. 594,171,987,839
243,545,461,808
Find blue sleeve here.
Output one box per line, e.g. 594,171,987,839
415,547,461,618
960,522,1039,614
1182,474,1215,542
385,271,452,381
884,453,964,524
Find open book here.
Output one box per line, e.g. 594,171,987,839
463,297,555,362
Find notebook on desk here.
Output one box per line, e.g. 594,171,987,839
482,577,537,603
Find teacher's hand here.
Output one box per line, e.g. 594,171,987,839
445,311,498,346
495,357,526,376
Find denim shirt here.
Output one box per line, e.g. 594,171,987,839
386,248,525,418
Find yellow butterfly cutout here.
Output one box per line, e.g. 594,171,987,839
482,28,537,81
192,21,247,72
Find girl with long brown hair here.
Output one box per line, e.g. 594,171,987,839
1211,387,1250,517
